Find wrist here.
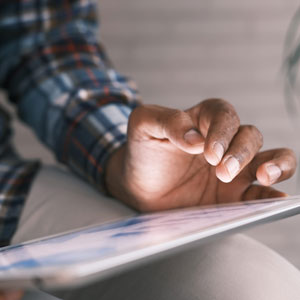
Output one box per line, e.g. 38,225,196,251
105,144,127,198
105,144,142,210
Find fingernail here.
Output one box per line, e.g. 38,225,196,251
225,156,240,180
184,129,203,145
267,165,281,183
213,142,224,164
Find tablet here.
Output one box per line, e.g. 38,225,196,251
1,196,300,290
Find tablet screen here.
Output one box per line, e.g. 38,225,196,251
0,196,300,288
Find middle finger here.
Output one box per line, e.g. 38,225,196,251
216,125,263,182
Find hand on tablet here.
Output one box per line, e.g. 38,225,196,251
106,99,297,211
0,290,23,300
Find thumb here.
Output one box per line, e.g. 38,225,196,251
128,105,205,154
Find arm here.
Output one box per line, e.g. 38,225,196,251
0,1,296,217
0,0,140,191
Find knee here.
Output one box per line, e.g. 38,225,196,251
124,234,300,300
52,234,300,300
187,234,300,300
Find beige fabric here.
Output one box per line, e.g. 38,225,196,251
12,165,136,244
55,235,300,300
12,166,300,300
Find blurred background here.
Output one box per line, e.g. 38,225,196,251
2,0,300,268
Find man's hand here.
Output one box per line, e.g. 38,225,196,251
106,99,296,211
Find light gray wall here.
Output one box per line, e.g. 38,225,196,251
99,0,300,194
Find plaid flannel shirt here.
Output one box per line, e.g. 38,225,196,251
0,0,140,246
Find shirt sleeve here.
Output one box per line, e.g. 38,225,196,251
0,0,141,192
0,106,40,246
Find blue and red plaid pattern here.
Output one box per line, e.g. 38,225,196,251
0,0,140,245
0,106,40,246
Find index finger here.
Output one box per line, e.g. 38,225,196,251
195,99,240,165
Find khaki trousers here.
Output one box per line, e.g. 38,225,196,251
12,166,300,300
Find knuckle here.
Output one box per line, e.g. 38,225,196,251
129,104,153,127
165,109,189,131
129,105,145,123
202,98,229,107
282,148,297,165
241,144,251,159
283,147,296,158
200,98,241,129
221,109,240,127
234,145,251,163
127,105,151,138
201,97,237,109
214,101,240,126
168,109,186,121
242,125,263,147
242,124,258,133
